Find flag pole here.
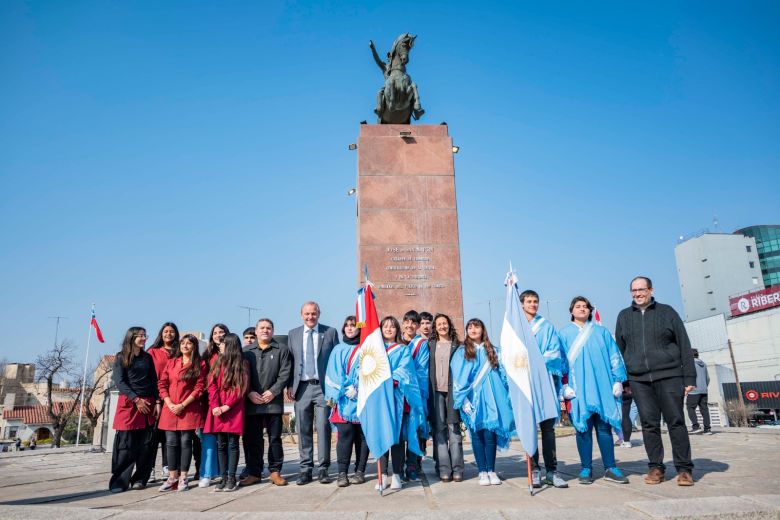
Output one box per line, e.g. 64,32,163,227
377,456,383,496
75,304,94,447
526,452,534,496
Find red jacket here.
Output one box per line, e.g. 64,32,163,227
148,347,176,378
158,358,206,431
204,361,249,435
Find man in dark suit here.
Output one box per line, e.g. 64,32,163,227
286,301,339,485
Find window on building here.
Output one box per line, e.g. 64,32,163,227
746,245,752,252
701,258,707,262
704,275,711,279
9,427,18,439
707,291,713,294
753,277,759,285
749,261,755,268
709,307,716,311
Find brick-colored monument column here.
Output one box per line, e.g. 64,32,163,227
357,124,464,327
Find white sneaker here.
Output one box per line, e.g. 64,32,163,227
162,465,169,475
149,468,156,483
488,472,501,485
390,474,403,490
198,477,211,488
620,441,632,448
478,472,490,486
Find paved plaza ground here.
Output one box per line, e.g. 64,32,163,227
1,428,779,519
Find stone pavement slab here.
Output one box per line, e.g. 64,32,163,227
0,429,778,518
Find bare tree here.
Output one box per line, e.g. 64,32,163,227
36,340,82,447
81,358,113,439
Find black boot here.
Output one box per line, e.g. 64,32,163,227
337,472,350,487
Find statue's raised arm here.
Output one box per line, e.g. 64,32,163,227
369,40,387,74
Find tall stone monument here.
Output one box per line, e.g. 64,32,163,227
356,123,464,326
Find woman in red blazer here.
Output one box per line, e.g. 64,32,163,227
157,333,206,492
205,332,249,492
147,322,180,482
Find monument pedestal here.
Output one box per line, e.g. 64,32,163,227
357,124,464,327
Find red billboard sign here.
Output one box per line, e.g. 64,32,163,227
730,286,780,317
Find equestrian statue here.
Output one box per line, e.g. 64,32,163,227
369,33,425,124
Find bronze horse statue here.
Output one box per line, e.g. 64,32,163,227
370,34,425,124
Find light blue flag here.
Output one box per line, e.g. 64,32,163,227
499,265,560,456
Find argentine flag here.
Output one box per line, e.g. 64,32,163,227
356,281,398,457
500,265,560,456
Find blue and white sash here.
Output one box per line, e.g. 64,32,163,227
531,316,546,336
566,322,594,368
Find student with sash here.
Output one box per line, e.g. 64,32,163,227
378,316,424,490
519,290,569,489
196,323,228,488
325,316,370,487
109,327,160,492
401,309,430,482
205,333,249,492
157,333,206,492
451,318,514,486
559,296,630,485
427,313,464,482
147,322,180,482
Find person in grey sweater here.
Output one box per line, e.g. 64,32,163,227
686,349,712,435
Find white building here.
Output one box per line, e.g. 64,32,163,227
684,306,780,423
675,233,764,322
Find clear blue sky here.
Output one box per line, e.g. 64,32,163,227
1,1,778,366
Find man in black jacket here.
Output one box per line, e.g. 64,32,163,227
615,276,696,487
241,318,292,487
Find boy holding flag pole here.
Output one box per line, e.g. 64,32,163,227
499,265,560,496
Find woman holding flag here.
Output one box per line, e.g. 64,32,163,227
378,316,424,490
451,318,514,486
325,316,370,487
559,296,630,485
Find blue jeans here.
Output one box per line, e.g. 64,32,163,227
470,429,497,473
575,414,616,470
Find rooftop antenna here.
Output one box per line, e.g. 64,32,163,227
712,214,720,232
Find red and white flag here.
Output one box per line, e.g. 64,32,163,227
594,308,602,326
91,306,105,343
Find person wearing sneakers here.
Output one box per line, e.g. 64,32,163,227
157,334,206,492
559,296,630,486
324,316,370,487
451,318,514,487
401,310,430,483
241,319,292,488
520,290,569,489
615,276,696,487
686,349,712,435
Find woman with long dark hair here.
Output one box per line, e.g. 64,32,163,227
376,316,424,491
147,322,180,482
196,323,228,488
324,316,370,487
559,296,629,485
451,318,514,486
109,327,161,492
157,333,206,492
427,313,464,482
205,332,249,492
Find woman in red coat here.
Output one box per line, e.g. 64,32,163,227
110,327,161,493
147,322,180,482
205,333,249,492
157,333,206,492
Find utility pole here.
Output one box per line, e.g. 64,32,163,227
238,305,259,327
727,338,748,426
48,316,68,347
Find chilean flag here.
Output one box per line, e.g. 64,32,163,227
91,307,105,343
355,274,397,458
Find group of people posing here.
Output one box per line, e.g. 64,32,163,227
109,275,699,494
